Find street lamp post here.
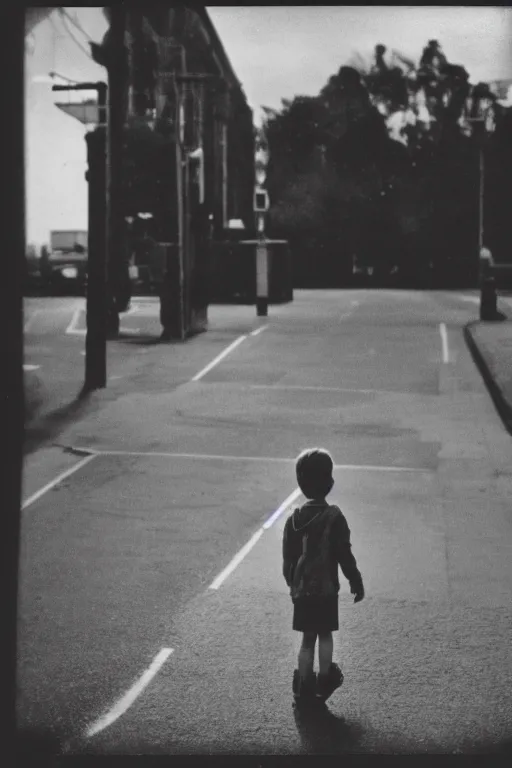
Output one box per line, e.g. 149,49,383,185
52,82,109,389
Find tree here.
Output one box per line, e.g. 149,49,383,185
263,39,505,288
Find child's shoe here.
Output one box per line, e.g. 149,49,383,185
316,662,344,702
292,669,317,704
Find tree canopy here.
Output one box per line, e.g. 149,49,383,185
261,40,510,287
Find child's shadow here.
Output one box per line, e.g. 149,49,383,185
293,702,363,754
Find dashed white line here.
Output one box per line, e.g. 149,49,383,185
262,487,302,529
66,308,82,335
209,529,264,590
22,454,97,510
86,647,174,738
191,335,248,382
209,487,302,590
439,322,450,363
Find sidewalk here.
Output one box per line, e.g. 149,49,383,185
464,303,512,436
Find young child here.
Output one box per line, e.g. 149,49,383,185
282,447,365,703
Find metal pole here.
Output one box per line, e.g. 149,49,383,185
5,8,25,758
174,77,186,340
85,83,108,389
478,146,484,253
106,6,127,338
256,214,269,317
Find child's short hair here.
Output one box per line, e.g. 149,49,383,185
296,448,334,500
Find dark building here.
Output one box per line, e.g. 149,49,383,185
91,5,255,338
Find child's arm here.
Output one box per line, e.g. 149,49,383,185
332,509,365,602
282,517,295,587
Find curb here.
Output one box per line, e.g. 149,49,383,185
464,320,512,437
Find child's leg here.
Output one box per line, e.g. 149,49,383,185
318,631,333,676
298,632,317,679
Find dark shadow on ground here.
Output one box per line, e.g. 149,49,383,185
293,701,364,754
113,335,167,346
23,386,92,456
16,727,65,766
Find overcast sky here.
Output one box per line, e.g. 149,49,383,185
25,6,512,246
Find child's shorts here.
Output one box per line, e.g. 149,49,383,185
292,595,339,633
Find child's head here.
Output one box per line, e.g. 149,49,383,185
296,448,334,500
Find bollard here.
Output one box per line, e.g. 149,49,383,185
256,240,268,317
480,276,497,321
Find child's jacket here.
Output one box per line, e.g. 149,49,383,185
282,500,363,600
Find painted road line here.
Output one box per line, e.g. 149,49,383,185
191,334,248,382
210,487,302,590
23,364,41,372
262,487,302,529
66,308,82,335
440,323,450,363
86,647,174,738
249,384,387,394
209,529,264,590
250,325,268,337
64,446,432,473
21,454,97,510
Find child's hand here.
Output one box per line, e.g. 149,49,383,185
351,584,365,603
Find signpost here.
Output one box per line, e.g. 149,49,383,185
254,187,270,317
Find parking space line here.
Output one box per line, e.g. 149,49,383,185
191,334,248,382
209,487,302,590
262,487,302,529
62,446,432,472
440,323,450,363
85,647,173,738
249,384,387,394
66,308,82,335
22,454,97,510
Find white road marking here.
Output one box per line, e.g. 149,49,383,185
249,384,385,394
21,454,97,510
66,308,82,335
63,446,431,474
191,334,248,382
86,647,174,738
209,529,264,590
439,323,450,363
210,487,302,590
456,295,480,304
262,487,302,529
23,309,41,333
250,325,268,337
23,364,40,372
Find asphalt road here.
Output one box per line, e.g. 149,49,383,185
18,290,512,756
23,297,164,441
